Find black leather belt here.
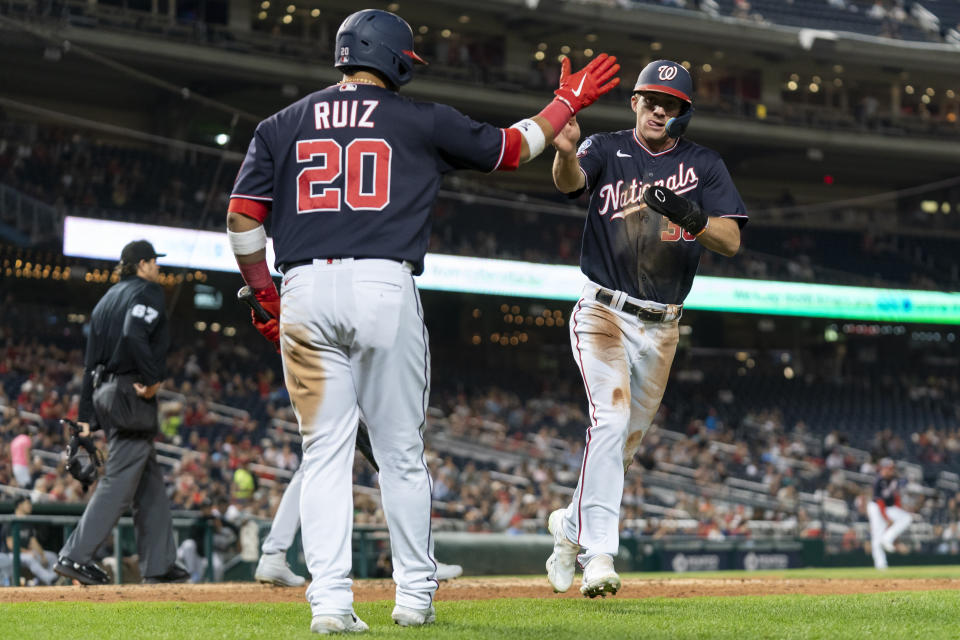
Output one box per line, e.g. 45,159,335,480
595,290,678,323
278,259,312,274
279,257,404,274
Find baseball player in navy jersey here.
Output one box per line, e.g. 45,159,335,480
866,459,912,569
546,60,748,598
226,8,618,633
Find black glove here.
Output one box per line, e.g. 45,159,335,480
643,185,708,236
62,419,103,493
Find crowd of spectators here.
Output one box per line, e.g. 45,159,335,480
0,123,231,230
6,0,960,139
581,0,951,43
4,302,960,567
6,122,960,292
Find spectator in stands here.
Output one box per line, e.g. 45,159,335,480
2,497,59,585
176,497,239,582
0,548,11,586
10,426,33,488
231,455,258,503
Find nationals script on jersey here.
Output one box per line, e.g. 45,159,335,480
230,83,519,274
574,130,748,304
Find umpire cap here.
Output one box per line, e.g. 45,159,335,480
120,239,165,265
334,9,427,88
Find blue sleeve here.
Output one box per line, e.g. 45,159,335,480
432,104,506,173
576,135,605,194
701,154,748,227
231,122,275,203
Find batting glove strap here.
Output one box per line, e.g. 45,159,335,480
643,185,707,236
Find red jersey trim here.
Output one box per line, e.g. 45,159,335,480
228,197,270,223
494,128,522,172
632,129,679,157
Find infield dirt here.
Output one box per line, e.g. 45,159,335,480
4,576,960,604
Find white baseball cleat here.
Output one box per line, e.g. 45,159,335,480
580,554,621,598
881,540,896,553
435,562,463,581
310,612,369,634
391,604,436,627
545,509,580,593
255,552,307,587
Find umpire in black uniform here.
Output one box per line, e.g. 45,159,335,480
55,240,188,585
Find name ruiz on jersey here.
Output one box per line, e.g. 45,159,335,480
314,100,378,130
597,162,700,219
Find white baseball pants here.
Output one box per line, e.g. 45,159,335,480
261,466,303,556
866,501,912,569
177,539,224,582
560,283,680,566
279,258,437,617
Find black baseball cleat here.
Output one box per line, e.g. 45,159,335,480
54,557,110,585
142,563,190,584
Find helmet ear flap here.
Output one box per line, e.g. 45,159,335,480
665,105,694,138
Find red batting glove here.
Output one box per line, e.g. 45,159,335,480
554,54,621,115
251,285,281,351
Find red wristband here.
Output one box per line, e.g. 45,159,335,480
239,260,274,291
537,99,574,137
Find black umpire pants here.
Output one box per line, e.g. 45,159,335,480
59,433,177,579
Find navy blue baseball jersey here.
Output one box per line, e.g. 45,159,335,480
573,130,748,304
230,83,519,274
874,475,902,507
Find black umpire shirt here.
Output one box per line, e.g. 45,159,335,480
78,275,170,428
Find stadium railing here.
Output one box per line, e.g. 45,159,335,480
0,183,61,244
0,513,207,586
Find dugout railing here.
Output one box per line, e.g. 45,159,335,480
3,512,954,585
0,513,209,586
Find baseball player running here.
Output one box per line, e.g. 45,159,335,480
546,60,748,597
866,458,912,569
227,8,619,633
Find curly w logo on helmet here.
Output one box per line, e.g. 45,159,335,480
658,65,678,81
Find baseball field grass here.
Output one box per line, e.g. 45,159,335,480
4,566,960,639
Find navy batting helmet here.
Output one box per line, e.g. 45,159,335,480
334,9,427,88
634,60,694,138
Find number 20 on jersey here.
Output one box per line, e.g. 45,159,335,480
296,138,393,213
